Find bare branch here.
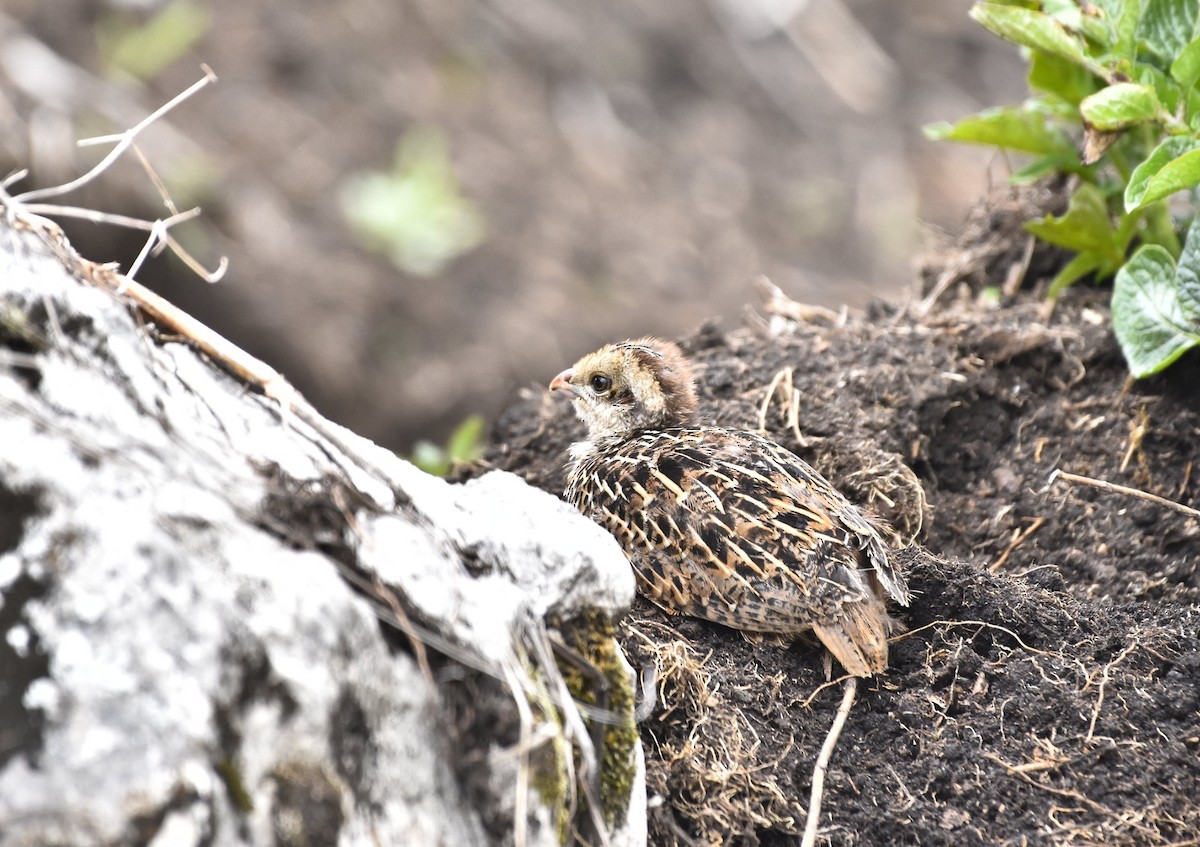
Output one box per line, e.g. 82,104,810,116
20,204,227,283
13,67,217,204
1051,468,1200,521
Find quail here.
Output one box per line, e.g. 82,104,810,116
549,337,909,677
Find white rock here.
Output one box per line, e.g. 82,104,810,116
0,215,645,846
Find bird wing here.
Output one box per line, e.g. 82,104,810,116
730,430,912,607
580,427,905,636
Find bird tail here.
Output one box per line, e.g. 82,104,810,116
812,597,894,677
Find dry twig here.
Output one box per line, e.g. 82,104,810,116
892,619,1060,658
800,677,857,847
982,750,1160,841
1051,469,1200,521
756,365,810,447
2,68,227,293
12,67,218,205
501,653,536,847
1004,235,1036,298
1120,407,1150,473
755,275,843,326
1084,642,1137,744
989,516,1047,572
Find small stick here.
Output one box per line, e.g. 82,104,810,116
755,275,842,325
797,673,853,709
5,65,229,284
757,366,793,433
890,619,1058,658
989,516,1046,572
22,203,199,232
801,676,857,847
369,573,433,684
124,207,205,282
1050,469,1200,520
14,67,218,204
22,203,227,282
500,655,535,847
915,259,966,315
1120,407,1150,472
1084,642,1137,743
756,365,811,447
105,271,301,407
1003,235,1036,298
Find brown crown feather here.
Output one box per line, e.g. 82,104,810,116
618,337,697,426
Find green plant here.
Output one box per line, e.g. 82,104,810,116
926,0,1200,376
97,0,210,82
410,414,486,477
340,127,487,277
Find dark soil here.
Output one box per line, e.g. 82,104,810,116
479,189,1200,845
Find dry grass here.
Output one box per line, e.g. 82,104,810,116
627,619,800,845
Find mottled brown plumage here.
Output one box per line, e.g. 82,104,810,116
549,337,909,676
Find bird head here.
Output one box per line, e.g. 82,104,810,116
549,337,697,440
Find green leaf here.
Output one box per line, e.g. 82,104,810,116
1171,36,1200,92
410,440,450,477
446,414,486,464
970,4,1093,67
1113,243,1200,376
1024,183,1121,256
1030,50,1101,104
1111,0,1144,59
1043,0,1081,20
1125,136,1200,210
1174,215,1200,321
1011,152,1085,183
409,414,486,476
1137,0,1200,60
923,106,1075,154
340,126,487,277
1116,204,1145,246
1088,0,1128,18
1044,0,1107,43
1046,252,1105,299
97,0,209,81
1129,62,1183,114
1029,180,1142,298
1080,82,1163,129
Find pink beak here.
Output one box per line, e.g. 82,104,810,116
549,368,578,396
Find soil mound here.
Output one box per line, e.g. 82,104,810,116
479,191,1200,845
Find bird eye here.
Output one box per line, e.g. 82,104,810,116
589,374,612,394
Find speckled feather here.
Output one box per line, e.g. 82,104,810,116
552,338,910,676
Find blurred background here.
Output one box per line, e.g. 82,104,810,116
0,0,1025,455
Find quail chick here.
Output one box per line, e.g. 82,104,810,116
549,338,909,677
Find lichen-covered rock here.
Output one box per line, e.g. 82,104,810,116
0,214,644,847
